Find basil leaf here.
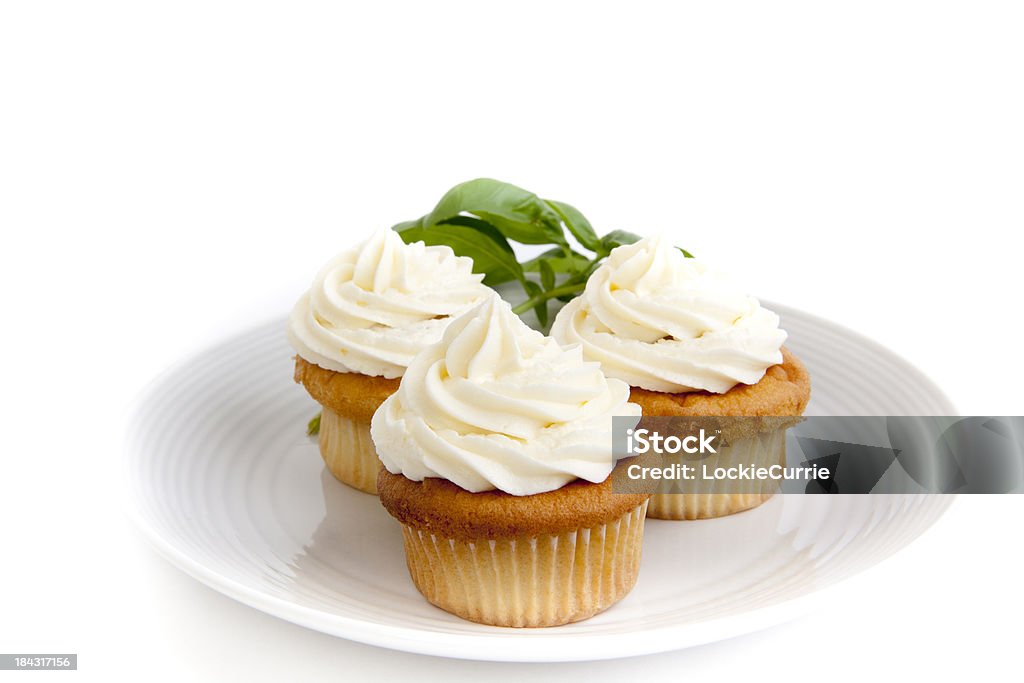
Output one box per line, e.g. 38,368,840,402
438,215,515,254
307,412,321,436
390,179,696,332
436,216,520,285
539,258,556,291
396,223,525,287
558,259,602,300
523,280,549,327
392,218,424,233
546,199,602,253
599,229,644,253
425,178,566,246
522,247,590,274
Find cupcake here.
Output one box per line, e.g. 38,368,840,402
371,296,648,627
289,229,492,494
551,235,810,520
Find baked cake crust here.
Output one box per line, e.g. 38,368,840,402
628,347,811,417
378,469,650,540
293,355,401,423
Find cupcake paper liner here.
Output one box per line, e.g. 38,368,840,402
318,407,380,495
647,428,786,520
399,501,649,627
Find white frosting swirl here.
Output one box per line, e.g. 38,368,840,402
551,235,786,394
370,296,641,496
288,229,492,378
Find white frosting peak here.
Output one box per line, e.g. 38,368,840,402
288,229,492,378
370,297,641,495
551,235,786,393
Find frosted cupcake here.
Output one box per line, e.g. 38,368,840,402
371,297,648,627
551,235,810,520
289,229,492,494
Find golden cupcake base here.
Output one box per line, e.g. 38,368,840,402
378,469,651,627
630,348,809,521
294,356,400,496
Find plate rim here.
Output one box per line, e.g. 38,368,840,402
772,301,957,415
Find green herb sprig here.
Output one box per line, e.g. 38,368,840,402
393,178,692,328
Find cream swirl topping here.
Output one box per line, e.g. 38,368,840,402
551,235,786,394
288,229,492,378
370,296,641,496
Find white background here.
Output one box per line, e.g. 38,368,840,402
2,1,1022,680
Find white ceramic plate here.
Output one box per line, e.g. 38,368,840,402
125,304,956,662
